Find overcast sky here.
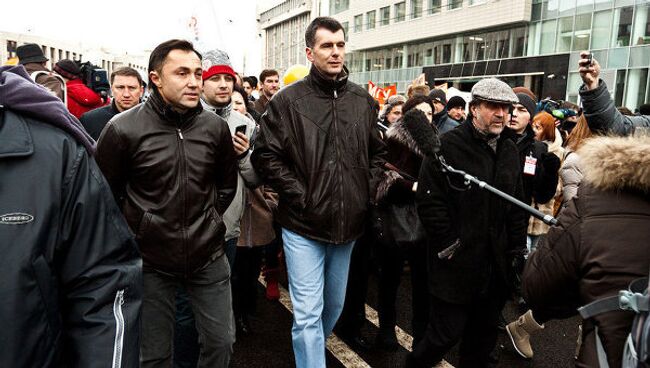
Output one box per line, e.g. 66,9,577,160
2,0,263,75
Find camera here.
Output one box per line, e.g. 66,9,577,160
76,61,110,99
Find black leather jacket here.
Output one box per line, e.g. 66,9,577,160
252,66,387,244
96,90,238,276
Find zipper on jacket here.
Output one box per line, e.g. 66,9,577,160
112,289,125,368
332,88,344,242
176,124,189,276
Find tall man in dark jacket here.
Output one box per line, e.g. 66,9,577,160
80,66,144,140
410,78,528,368
252,17,386,368
0,65,142,367
96,39,238,368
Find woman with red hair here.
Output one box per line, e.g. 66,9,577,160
528,112,564,252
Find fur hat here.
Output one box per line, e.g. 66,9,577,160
202,49,236,81
471,78,519,105
17,43,48,64
54,59,81,79
515,93,537,117
447,95,466,110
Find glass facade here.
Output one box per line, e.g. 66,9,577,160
347,0,650,110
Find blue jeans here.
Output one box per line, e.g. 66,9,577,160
282,228,355,368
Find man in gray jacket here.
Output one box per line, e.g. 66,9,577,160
200,49,258,266
579,51,650,135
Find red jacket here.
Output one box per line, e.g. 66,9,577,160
65,79,106,119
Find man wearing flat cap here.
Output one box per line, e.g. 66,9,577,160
16,43,65,101
409,78,528,367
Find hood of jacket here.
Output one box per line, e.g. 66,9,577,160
385,109,440,157
0,65,95,154
579,134,650,192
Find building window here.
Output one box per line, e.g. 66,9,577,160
442,44,452,63
592,10,612,49
541,19,557,54
367,10,376,30
330,0,349,15
380,6,390,25
354,14,363,32
556,16,574,52
429,0,441,14
613,6,633,47
448,0,463,10
468,0,486,5
573,13,592,51
395,2,406,22
632,4,650,46
411,0,423,19
342,21,349,41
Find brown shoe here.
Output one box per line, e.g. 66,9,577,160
506,310,544,359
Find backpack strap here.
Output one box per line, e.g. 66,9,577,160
30,71,67,105
579,296,621,319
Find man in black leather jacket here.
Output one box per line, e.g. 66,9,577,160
0,65,142,367
96,40,238,368
252,17,386,368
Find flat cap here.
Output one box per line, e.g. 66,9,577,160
471,78,519,105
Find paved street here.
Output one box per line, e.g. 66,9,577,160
230,269,581,367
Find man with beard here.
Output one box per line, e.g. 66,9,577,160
410,78,528,368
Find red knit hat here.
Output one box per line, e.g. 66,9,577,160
202,49,236,81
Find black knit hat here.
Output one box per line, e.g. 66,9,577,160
515,93,537,117
54,59,81,79
429,88,447,105
17,43,48,64
447,95,466,110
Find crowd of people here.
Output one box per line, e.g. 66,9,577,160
1,15,649,368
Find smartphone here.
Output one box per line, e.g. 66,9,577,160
580,53,593,67
235,124,247,135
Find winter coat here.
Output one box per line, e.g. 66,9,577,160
527,139,564,236
65,79,106,119
0,65,141,367
432,109,459,134
522,135,650,368
376,109,439,205
202,99,259,242
238,186,278,247
79,100,121,140
251,66,387,244
96,89,238,276
580,80,650,136
23,62,65,102
416,121,528,304
560,149,583,205
503,125,560,207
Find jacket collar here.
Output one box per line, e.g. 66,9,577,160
201,97,232,120
148,88,202,127
308,65,348,96
0,108,34,158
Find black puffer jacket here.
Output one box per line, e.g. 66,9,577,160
96,90,238,276
0,108,142,367
252,66,387,244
